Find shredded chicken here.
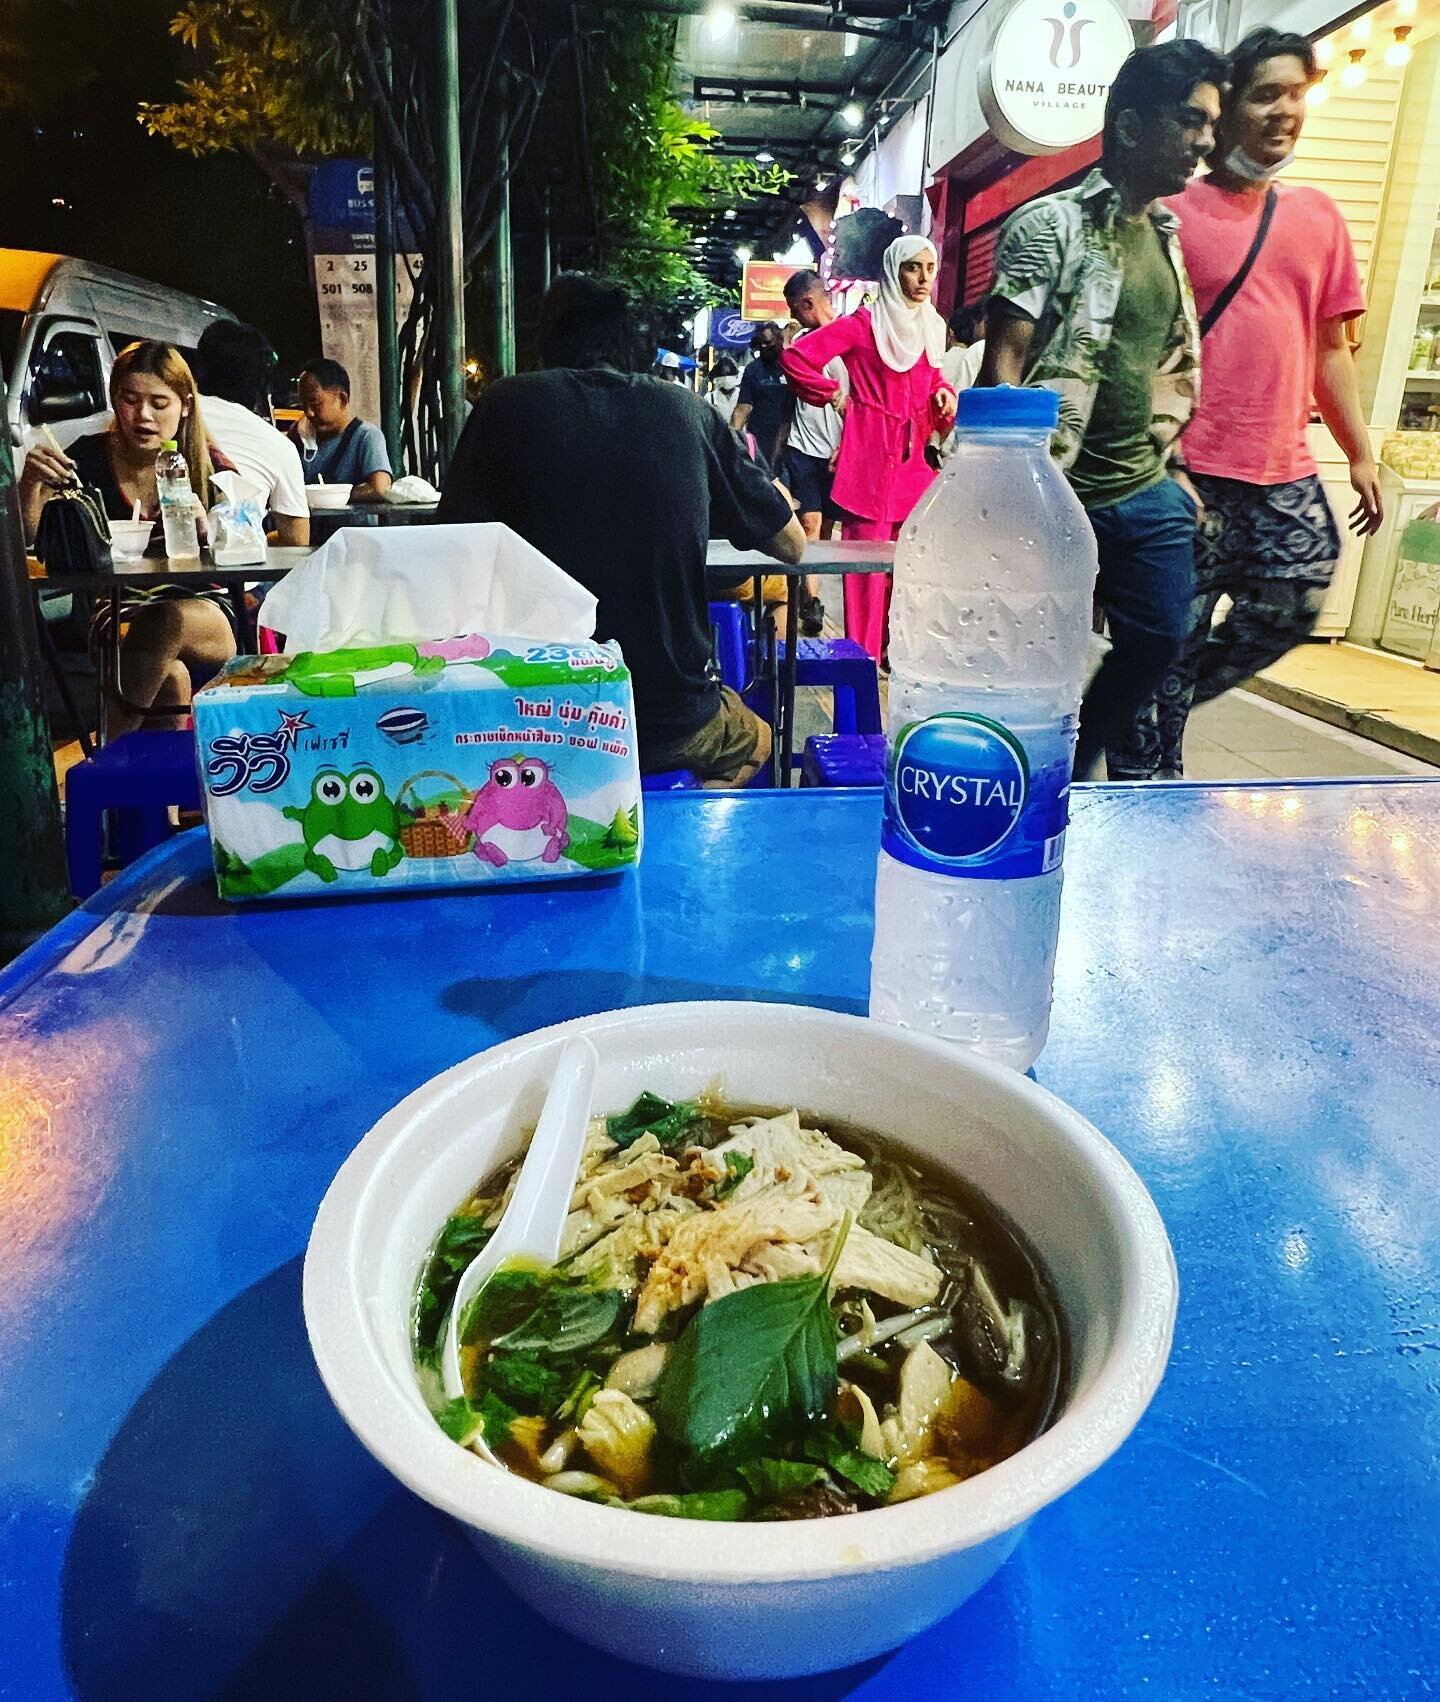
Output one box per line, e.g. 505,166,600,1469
880,1340,956,1467
706,1109,874,1217
632,1187,836,1334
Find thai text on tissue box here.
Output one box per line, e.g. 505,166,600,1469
191,524,642,902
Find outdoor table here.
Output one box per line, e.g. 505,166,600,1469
327,500,441,524
29,550,313,747
2,778,1436,1701
707,538,893,782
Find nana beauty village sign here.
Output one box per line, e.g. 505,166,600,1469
979,0,1135,156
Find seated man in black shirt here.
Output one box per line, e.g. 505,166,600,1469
438,275,806,786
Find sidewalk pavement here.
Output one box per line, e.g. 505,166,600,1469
1250,641,1440,768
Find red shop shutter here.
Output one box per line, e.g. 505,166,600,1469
963,224,1000,307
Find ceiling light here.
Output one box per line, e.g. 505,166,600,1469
1385,25,1412,66
1350,14,1371,39
1307,75,1330,104
723,208,737,220
705,2,737,39
1397,0,1418,14
840,99,865,130
735,244,753,263
1340,47,1367,86
840,146,857,168
844,30,859,57
1315,36,1333,65
755,149,774,164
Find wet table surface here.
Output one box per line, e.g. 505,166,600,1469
2,782,1438,1701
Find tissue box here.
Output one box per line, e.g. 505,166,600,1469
192,633,642,902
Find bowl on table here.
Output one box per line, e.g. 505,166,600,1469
304,483,353,511
303,1002,1177,1680
108,518,153,560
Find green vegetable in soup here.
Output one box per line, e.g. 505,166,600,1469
606,1091,705,1150
655,1220,849,1460
485,1352,568,1414
715,1150,755,1200
625,1489,750,1521
414,1212,496,1354
737,1458,827,1499
492,1286,625,1357
416,1102,1066,1524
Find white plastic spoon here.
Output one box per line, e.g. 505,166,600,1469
441,1035,599,1408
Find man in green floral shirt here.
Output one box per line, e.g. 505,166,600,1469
980,39,1227,779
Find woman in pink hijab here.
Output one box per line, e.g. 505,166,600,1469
780,234,955,660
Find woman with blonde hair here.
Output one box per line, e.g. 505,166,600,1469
20,340,239,735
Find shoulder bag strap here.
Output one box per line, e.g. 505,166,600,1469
1200,186,1278,338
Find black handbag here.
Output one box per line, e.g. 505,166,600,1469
33,481,113,574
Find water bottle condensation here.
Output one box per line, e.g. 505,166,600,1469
869,386,1099,1071
156,438,200,561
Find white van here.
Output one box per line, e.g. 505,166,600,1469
1,249,235,453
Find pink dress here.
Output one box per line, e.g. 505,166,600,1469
781,306,952,658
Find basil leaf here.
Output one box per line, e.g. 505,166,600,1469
557,1366,603,1423
715,1151,754,1200
492,1286,625,1356
737,1457,827,1499
414,1214,495,1353
802,1430,897,1498
484,1352,568,1414
655,1271,840,1459
435,1397,484,1446
459,1265,548,1345
625,1490,750,1521
477,1389,518,1449
607,1091,704,1150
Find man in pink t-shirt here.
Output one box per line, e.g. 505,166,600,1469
1110,27,1384,780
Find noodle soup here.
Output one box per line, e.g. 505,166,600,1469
413,1095,1065,1521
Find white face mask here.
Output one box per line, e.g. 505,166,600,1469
1224,144,1295,182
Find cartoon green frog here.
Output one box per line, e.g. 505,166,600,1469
283,767,405,882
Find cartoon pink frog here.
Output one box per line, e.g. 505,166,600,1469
441,755,569,867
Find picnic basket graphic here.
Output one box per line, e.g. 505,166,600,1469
397,770,470,858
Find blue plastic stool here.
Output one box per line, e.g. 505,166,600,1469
65,731,202,898
642,769,702,791
707,601,751,693
783,637,882,734
801,733,887,789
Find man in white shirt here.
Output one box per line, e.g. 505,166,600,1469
195,321,310,546
941,306,986,394
782,269,849,634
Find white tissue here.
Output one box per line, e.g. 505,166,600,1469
255,522,597,651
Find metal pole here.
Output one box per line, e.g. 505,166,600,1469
435,0,466,468
375,49,403,471
496,142,517,377
542,183,553,296
0,380,71,959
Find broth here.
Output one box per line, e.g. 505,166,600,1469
413,1096,1067,1521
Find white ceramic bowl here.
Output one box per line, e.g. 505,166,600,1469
304,1002,1177,1679
108,518,152,559
305,483,353,510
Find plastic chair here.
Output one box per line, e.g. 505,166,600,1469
706,601,751,693
642,769,702,791
65,731,203,898
800,733,887,789
781,637,882,734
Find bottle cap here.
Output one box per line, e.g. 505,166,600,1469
160,438,178,451
956,385,1060,431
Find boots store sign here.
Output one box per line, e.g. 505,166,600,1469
979,0,1134,155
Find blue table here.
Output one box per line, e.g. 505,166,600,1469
2,783,1438,1701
